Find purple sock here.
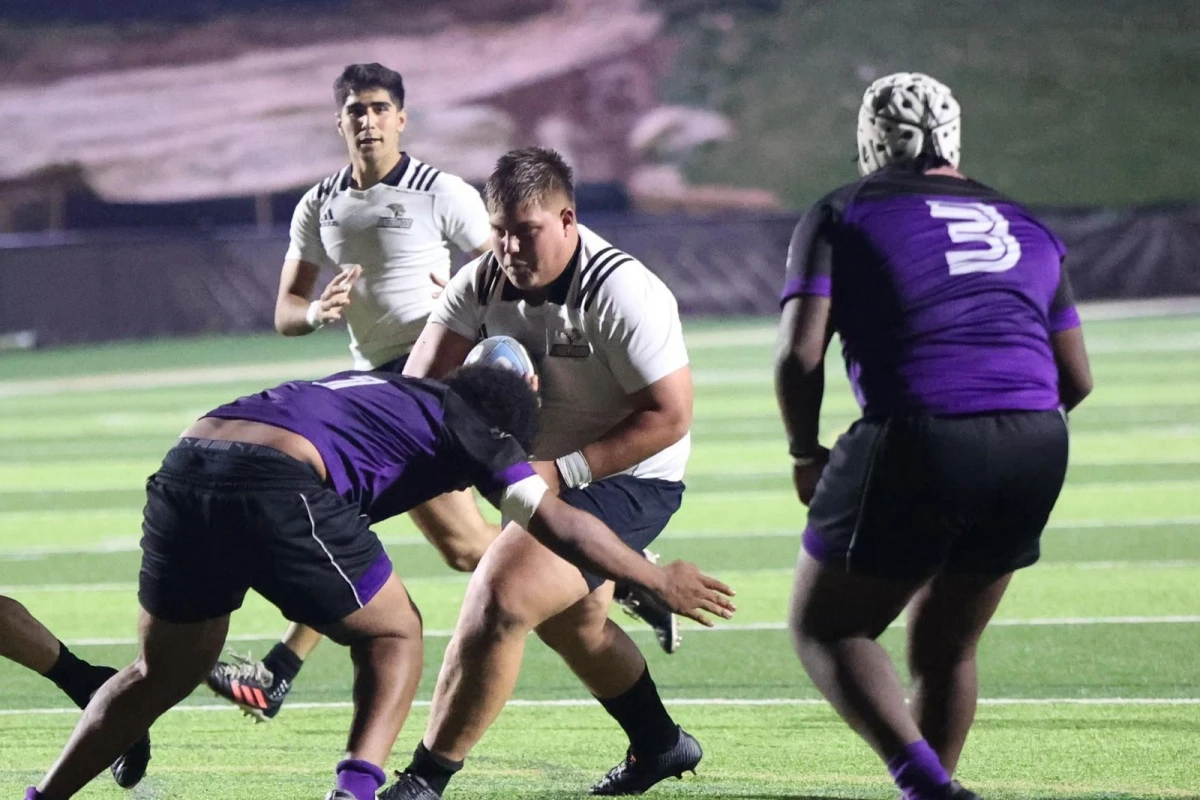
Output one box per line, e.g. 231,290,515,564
25,788,43,800
886,740,951,800
335,759,386,800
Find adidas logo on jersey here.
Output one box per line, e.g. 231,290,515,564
319,208,339,228
377,203,414,230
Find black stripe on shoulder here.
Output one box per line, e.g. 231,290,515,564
407,163,430,190
577,248,627,303
581,246,617,277
316,168,347,201
476,254,500,307
484,256,504,303
580,255,633,311
419,169,441,192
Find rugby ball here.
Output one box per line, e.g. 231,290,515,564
464,335,536,378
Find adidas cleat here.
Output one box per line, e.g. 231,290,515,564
110,730,152,788
205,652,290,721
947,780,982,800
590,727,702,795
615,551,681,655
378,771,441,800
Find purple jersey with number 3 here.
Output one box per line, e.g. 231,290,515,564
781,166,1080,416
204,372,533,521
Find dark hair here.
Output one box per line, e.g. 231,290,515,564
444,364,540,454
484,146,575,211
334,63,405,109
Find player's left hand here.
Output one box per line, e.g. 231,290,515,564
656,560,737,627
530,460,562,495
792,446,831,507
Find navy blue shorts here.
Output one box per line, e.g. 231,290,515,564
559,475,685,591
138,438,391,626
803,410,1068,580
372,353,409,373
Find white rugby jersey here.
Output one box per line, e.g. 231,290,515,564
431,224,691,482
287,154,490,369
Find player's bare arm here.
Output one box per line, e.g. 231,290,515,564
550,365,692,486
525,493,735,627
1051,326,1093,411
403,321,475,379
775,294,834,505
275,260,362,335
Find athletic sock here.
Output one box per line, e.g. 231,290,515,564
406,741,462,796
43,643,114,709
595,665,681,756
887,740,952,800
261,642,304,688
335,758,386,800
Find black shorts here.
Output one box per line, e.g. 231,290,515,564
138,438,392,626
803,410,1068,580
559,475,685,591
373,353,409,373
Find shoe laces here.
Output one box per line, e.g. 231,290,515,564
218,651,273,685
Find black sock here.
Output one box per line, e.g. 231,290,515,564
406,741,462,796
261,642,304,688
43,643,115,710
596,665,680,757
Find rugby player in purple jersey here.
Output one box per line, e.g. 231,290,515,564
775,73,1093,800
25,365,734,800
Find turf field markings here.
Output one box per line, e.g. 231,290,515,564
55,615,1200,648
4,696,1200,717
2,515,1198,558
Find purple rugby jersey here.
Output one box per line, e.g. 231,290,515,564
204,372,533,522
781,166,1081,416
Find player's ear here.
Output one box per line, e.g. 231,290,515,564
396,107,407,132
559,205,576,233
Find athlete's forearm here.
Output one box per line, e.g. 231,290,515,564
775,352,825,457
577,407,688,481
528,499,665,591
275,293,317,336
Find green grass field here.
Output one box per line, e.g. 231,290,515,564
1,314,1199,799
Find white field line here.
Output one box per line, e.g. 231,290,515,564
2,299,1198,399
6,557,1200,595
54,615,1200,648
3,696,1199,717
4,515,1199,558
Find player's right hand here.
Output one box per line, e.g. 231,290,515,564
315,264,362,324
655,561,736,627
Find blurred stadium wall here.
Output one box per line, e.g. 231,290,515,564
1,0,1197,346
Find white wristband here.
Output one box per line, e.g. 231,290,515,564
305,300,325,330
555,450,593,489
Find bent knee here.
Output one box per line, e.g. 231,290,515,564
440,542,488,573
460,579,540,638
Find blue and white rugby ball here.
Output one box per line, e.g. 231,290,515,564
464,335,536,378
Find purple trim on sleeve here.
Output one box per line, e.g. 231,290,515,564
354,552,393,607
801,525,841,564
1049,306,1081,332
780,274,832,304
476,461,535,496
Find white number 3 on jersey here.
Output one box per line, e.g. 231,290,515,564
927,200,1022,275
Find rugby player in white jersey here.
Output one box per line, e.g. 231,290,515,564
380,147,718,798
205,63,499,720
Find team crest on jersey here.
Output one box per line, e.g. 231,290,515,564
319,207,339,228
378,203,414,229
549,327,589,359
